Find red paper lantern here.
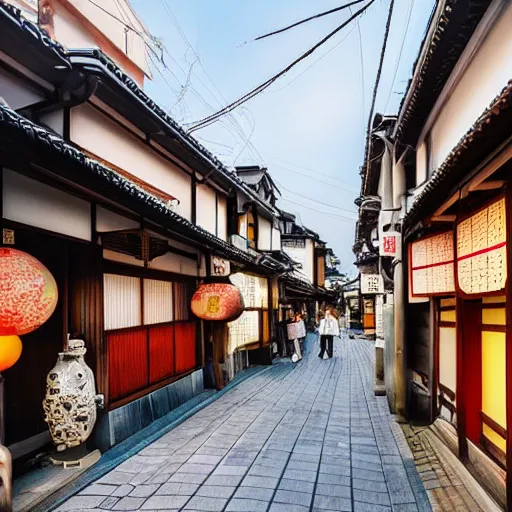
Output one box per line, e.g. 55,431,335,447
0,336,22,371
191,283,244,321
0,248,58,336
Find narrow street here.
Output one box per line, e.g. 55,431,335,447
57,335,430,512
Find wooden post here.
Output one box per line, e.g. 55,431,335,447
504,186,512,511
456,296,469,461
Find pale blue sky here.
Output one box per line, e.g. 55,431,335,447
131,0,435,274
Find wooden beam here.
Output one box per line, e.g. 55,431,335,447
471,180,505,192
462,146,512,196
431,215,456,222
433,192,459,217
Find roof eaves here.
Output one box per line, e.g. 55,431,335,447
404,79,512,226
0,105,256,264
394,0,492,150
65,48,277,218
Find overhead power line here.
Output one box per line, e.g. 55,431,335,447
383,0,415,114
252,0,366,42
187,0,377,133
274,179,358,215
279,198,356,222
364,0,395,176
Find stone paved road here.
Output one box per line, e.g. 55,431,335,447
57,335,431,512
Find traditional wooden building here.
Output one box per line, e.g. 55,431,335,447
0,0,288,466
355,0,512,508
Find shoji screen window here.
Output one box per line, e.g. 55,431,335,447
104,274,196,404
104,275,141,330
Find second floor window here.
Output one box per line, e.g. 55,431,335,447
247,210,256,249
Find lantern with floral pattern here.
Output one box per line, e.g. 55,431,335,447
0,248,58,336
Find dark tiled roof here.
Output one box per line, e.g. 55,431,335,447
394,0,492,151
0,105,256,264
0,2,278,219
405,80,512,227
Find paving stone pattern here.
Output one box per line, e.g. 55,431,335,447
402,425,486,511
57,334,431,512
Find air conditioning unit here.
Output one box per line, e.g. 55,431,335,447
229,234,249,251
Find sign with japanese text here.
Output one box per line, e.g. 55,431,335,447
282,239,306,248
360,274,383,295
381,231,400,258
410,232,455,296
456,198,507,294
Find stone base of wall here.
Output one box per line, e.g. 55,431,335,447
94,370,204,450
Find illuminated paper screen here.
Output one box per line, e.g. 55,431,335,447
457,198,507,294
230,273,268,309
228,310,259,353
410,232,455,296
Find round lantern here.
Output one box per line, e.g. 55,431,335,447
0,336,22,372
191,283,244,321
0,248,58,336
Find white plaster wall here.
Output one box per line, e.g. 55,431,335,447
196,184,216,235
283,239,314,283
430,2,512,170
416,141,428,186
271,227,281,251
217,195,228,241
96,206,139,232
0,67,44,109
103,249,198,276
3,169,91,240
258,216,272,251
70,104,192,220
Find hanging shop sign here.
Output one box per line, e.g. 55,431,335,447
360,274,383,295
380,231,400,258
230,273,268,309
210,256,231,277
456,198,507,295
410,232,455,296
191,283,244,321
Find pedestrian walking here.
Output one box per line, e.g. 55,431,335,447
318,308,339,359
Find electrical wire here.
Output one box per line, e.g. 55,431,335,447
278,198,356,221
274,179,358,214
187,0,377,133
383,0,415,114
270,23,357,94
159,0,267,165
364,0,395,177
251,0,366,42
269,159,359,192
351,4,366,124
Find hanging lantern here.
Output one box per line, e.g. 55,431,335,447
191,283,244,321
0,248,58,336
0,336,22,372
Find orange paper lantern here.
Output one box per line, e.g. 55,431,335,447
0,336,22,371
0,248,58,335
191,283,244,321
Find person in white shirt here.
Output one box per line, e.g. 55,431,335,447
318,308,340,359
